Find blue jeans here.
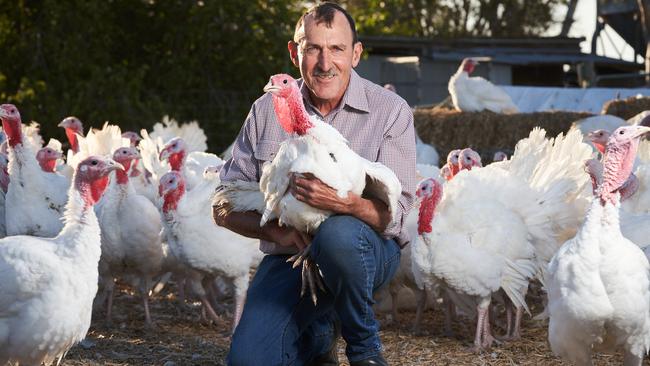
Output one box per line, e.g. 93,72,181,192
227,215,401,366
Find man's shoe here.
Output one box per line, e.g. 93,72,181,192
349,354,388,366
307,321,341,366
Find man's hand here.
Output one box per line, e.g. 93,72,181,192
290,173,351,214
290,173,391,233
263,223,311,251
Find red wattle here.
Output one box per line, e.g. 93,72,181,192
271,84,313,136
418,195,435,235
162,185,185,213
65,129,79,153
39,159,57,173
417,182,443,235
2,117,22,148
89,176,110,205
115,160,133,184
169,151,185,171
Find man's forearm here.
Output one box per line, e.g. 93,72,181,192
213,210,272,242
341,193,391,234
213,208,311,250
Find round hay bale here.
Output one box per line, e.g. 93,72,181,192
602,96,650,120
414,108,593,163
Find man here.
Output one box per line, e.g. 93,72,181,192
215,3,416,365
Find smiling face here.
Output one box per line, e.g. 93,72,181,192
288,9,362,114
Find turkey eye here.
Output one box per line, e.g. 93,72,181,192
283,79,288,84
329,152,337,162
91,160,98,165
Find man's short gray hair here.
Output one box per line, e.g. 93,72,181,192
293,2,358,45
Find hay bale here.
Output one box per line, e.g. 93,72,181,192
414,108,593,163
602,96,650,120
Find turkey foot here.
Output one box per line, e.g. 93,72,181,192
287,244,325,305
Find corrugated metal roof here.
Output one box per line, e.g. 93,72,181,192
360,35,640,67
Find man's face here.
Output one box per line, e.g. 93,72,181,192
289,11,362,108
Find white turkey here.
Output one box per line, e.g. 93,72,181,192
415,133,439,166
0,104,69,237
458,148,482,170
412,128,592,351
159,171,262,332
574,115,627,141
0,153,8,238
587,129,610,155
36,146,63,173
0,155,122,366
95,146,164,327
58,116,84,155
253,73,402,305
448,58,518,114
547,125,650,366
150,115,209,153
377,175,458,336
492,151,508,162
121,131,141,147
159,137,224,190
440,149,461,181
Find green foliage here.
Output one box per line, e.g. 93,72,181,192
0,1,567,152
0,0,303,151
344,0,568,38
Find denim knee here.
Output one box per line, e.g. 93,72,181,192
311,215,370,270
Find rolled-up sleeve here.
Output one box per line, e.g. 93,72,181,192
377,101,417,247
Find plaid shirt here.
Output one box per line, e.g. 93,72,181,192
220,70,417,254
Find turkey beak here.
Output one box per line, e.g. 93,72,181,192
102,160,124,175
57,120,67,128
632,126,650,139
263,80,280,94
159,147,170,161
586,131,596,141
54,150,63,159
0,108,9,119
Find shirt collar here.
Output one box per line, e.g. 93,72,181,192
299,69,370,117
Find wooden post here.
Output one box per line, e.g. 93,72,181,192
638,0,650,85
560,0,579,37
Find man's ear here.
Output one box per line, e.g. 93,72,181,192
288,41,300,68
352,41,363,68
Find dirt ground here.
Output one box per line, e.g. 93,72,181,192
61,284,648,366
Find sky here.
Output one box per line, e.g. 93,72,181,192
548,0,641,62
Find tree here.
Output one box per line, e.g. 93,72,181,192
343,0,569,38
0,0,303,151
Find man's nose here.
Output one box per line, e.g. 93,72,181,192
317,48,332,71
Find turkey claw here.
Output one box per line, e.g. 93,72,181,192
288,245,324,306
